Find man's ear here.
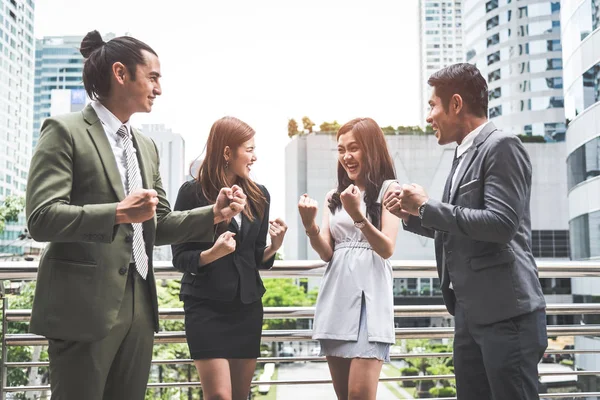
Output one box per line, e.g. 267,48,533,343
112,62,127,84
452,94,464,115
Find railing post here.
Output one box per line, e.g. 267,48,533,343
1,280,7,400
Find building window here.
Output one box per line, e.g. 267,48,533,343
488,69,501,82
489,87,502,100
567,137,600,190
487,15,499,30
531,230,570,258
486,0,498,12
547,58,562,70
487,51,500,65
489,105,502,118
547,39,561,52
570,210,600,260
487,33,500,47
466,49,476,61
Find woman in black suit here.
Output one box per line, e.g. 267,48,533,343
172,116,287,400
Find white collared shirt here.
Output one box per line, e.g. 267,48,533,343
90,101,141,196
450,121,489,194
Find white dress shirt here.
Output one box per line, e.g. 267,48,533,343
91,101,144,263
90,101,142,196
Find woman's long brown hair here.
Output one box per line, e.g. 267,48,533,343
328,118,396,229
195,116,267,221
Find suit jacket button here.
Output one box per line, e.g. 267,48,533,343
119,267,128,275
125,235,133,243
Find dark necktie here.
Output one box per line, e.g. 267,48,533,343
117,125,149,279
442,149,461,203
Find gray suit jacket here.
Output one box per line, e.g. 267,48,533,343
404,122,545,325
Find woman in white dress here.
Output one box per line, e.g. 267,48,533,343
298,117,400,400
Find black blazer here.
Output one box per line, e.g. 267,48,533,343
171,180,275,304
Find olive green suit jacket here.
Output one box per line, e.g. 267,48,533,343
26,104,214,342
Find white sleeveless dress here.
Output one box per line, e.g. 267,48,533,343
312,195,394,361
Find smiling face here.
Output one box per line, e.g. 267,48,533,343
337,130,364,186
123,50,162,114
426,86,464,146
227,136,257,181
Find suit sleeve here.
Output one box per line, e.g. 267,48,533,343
421,135,530,244
403,215,435,238
151,140,216,246
256,186,275,269
26,118,119,243
170,182,212,275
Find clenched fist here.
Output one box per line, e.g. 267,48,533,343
115,189,158,224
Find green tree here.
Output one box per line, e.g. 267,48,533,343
381,126,396,135
287,118,299,138
319,121,341,134
517,134,546,143
0,195,25,234
262,279,316,330
301,116,315,134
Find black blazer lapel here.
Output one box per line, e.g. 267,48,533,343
83,105,126,201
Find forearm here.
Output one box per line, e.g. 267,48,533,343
199,248,223,266
27,201,118,243
403,215,435,238
306,226,334,262
156,205,216,246
262,245,278,263
358,220,395,259
422,199,519,243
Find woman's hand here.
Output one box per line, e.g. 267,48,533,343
211,231,236,259
269,218,288,250
298,194,319,234
340,184,363,221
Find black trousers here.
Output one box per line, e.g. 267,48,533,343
453,303,548,400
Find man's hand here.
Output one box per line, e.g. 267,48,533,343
383,186,411,223
115,189,158,224
213,185,246,224
398,183,429,216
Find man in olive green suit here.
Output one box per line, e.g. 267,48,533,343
25,31,246,400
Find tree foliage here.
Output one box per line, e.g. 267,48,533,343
0,195,25,234
301,116,315,134
319,121,341,134
287,118,299,138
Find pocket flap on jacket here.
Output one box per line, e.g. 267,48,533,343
469,249,515,271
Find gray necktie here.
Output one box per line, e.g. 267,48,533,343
117,125,149,280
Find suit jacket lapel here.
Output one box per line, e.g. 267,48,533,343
240,213,253,244
449,146,478,204
83,105,126,201
130,128,151,189
449,121,498,204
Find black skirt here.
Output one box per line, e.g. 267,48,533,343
183,294,264,359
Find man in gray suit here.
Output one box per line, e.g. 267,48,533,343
384,63,547,400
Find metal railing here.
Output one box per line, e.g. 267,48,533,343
2,260,600,400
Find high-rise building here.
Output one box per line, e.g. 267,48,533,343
0,0,36,256
33,35,86,150
141,124,186,205
561,0,600,374
463,0,566,141
419,0,465,127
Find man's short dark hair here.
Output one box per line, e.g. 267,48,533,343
428,63,488,118
80,30,158,100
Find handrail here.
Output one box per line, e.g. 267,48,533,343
5,303,600,322
4,347,599,368
5,324,600,346
1,259,600,280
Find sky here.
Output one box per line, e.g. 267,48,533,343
34,0,421,221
